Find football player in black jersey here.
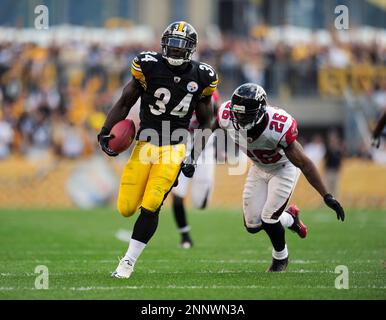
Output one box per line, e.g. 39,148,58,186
98,21,218,278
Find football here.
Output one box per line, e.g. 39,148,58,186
108,119,136,154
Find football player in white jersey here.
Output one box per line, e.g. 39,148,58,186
171,90,220,248
217,83,345,272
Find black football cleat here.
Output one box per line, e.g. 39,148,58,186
266,257,289,272
287,204,308,239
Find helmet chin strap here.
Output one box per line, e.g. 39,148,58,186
255,113,265,125
242,122,255,130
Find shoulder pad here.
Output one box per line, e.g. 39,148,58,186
136,51,160,65
266,106,298,148
198,62,218,97
279,118,298,148
217,100,232,129
130,52,160,89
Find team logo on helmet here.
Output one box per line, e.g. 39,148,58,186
232,104,246,113
187,81,198,93
161,21,198,66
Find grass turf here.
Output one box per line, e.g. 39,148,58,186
0,207,385,299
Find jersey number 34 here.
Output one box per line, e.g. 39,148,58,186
150,87,193,118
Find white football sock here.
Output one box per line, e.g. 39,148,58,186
279,211,294,228
272,244,288,260
123,239,146,265
178,226,191,233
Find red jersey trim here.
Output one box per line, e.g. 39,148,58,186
217,101,231,126
279,118,298,148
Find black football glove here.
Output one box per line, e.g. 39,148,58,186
324,194,345,221
97,127,118,157
181,161,196,178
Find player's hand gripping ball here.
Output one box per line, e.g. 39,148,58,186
98,119,136,156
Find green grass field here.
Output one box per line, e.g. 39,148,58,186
0,207,385,299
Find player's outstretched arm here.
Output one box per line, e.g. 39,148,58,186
98,79,142,156
372,110,386,148
181,96,213,178
284,140,345,221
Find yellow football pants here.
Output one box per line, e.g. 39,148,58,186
117,141,186,217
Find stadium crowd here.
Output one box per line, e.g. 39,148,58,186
0,30,385,162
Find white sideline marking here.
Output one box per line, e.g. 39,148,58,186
114,229,132,243
1,272,36,277
1,285,385,292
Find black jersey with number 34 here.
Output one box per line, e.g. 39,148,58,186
131,51,218,139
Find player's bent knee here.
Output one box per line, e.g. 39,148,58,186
192,199,207,210
261,213,279,224
198,203,207,210
141,205,160,215
191,191,210,210
245,225,263,234
244,219,263,234
117,201,138,217
142,189,167,213
142,199,162,213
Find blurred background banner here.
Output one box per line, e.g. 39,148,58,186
0,0,385,209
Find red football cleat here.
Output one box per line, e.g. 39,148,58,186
287,204,308,239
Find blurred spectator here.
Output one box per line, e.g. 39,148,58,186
18,107,52,159
356,142,372,160
372,80,386,115
53,120,86,159
304,134,326,166
0,115,13,159
324,132,344,197
326,42,351,68
371,109,386,164
372,147,386,165
0,27,385,160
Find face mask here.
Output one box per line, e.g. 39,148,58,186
165,57,185,66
